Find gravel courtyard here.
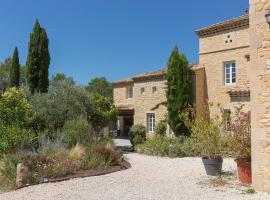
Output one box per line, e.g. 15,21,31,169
0,139,269,200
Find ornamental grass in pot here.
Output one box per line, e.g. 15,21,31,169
228,106,251,184
192,112,223,176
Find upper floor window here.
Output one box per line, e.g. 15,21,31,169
152,86,157,94
141,87,145,95
126,86,133,99
224,62,236,86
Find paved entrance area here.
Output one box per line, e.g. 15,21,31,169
0,139,269,200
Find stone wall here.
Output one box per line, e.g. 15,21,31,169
199,27,249,55
133,78,168,135
199,26,251,114
113,82,134,108
250,0,270,192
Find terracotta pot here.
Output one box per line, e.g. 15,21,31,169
235,159,252,184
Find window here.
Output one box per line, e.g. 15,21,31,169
152,86,157,94
223,109,231,131
147,113,155,133
224,62,236,85
141,87,145,95
126,86,133,99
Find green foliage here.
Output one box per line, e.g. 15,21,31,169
166,46,192,136
0,124,37,155
136,136,183,157
86,77,113,98
155,120,167,136
26,19,50,94
192,111,221,159
62,117,93,148
0,58,12,91
0,153,26,189
88,94,118,133
129,124,146,147
52,73,75,84
29,78,92,129
0,88,35,128
9,47,20,88
244,187,256,194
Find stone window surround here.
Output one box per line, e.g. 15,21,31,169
223,61,236,86
146,113,155,133
152,86,157,94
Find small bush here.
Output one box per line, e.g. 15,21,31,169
0,153,26,189
95,147,120,165
0,124,37,155
62,117,93,148
0,88,35,128
155,120,167,136
129,124,146,147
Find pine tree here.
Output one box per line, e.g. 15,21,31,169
166,46,192,136
26,19,50,93
10,47,20,88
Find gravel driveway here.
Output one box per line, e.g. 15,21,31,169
0,139,269,200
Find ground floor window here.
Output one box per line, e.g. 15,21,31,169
147,113,155,133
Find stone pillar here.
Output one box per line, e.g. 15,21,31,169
250,0,270,191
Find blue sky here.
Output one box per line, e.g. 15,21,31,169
0,0,248,85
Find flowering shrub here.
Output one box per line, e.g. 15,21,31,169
228,105,251,161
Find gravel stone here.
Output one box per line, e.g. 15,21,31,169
0,139,269,200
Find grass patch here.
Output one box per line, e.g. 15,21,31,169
243,187,256,194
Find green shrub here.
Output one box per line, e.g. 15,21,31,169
136,135,202,158
29,79,92,130
62,117,93,148
0,88,35,128
0,124,37,155
0,153,26,189
129,124,146,147
155,120,167,136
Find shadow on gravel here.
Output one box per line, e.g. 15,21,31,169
116,145,134,154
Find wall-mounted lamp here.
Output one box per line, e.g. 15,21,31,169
265,10,270,24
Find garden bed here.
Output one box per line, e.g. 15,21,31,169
16,160,131,190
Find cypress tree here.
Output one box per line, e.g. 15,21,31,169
10,47,20,88
166,46,192,136
26,19,50,93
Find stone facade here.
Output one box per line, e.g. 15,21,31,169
197,15,251,115
112,0,270,192
113,71,169,136
249,0,270,192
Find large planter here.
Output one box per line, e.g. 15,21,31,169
202,156,223,176
235,159,252,184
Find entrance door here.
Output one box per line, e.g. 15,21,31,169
123,116,133,137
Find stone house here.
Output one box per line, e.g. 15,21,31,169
113,13,252,137
112,66,205,137
113,1,270,191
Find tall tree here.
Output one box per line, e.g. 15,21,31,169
86,77,113,98
10,47,20,88
0,58,12,91
166,46,192,136
26,19,50,94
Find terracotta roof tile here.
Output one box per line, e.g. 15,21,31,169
196,15,249,37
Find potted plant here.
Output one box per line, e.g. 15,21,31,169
192,112,223,176
229,106,251,184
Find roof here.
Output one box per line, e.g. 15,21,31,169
113,64,200,86
196,15,249,37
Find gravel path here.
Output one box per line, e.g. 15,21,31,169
0,139,269,200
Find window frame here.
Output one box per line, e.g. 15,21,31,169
152,86,157,94
146,113,155,133
141,87,145,95
126,86,133,99
224,61,236,86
